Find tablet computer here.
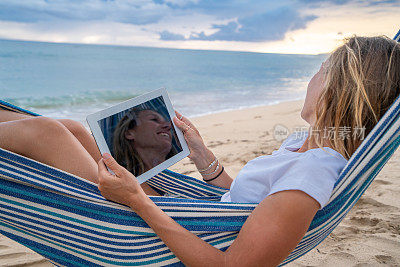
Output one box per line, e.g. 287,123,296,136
86,88,189,184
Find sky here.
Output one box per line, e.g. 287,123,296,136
0,0,398,54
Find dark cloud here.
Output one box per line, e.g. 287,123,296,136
155,1,319,42
155,0,288,19
187,8,317,42
159,30,185,40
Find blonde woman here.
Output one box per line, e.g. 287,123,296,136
0,35,399,266
97,36,400,266
112,108,178,176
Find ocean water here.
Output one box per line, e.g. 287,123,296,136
0,39,326,124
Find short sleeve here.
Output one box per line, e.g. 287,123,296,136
220,191,232,202
267,152,344,209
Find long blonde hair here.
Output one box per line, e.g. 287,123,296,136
113,108,146,176
310,36,400,159
113,108,177,176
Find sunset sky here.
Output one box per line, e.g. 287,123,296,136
0,0,398,54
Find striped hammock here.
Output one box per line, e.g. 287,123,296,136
0,31,399,266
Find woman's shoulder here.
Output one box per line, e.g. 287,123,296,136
278,132,347,160
267,147,348,209
303,146,348,164
250,143,347,178
280,131,307,147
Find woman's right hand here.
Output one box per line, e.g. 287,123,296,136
173,111,214,167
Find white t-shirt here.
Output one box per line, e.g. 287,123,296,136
220,132,347,208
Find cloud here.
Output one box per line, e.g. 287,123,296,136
187,8,317,42
155,0,291,19
156,0,397,42
298,0,352,4
0,0,168,25
159,30,185,40
0,0,397,54
0,0,357,44
299,0,400,6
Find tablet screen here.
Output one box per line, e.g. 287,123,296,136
97,95,183,177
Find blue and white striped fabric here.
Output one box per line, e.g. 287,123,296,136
0,30,399,266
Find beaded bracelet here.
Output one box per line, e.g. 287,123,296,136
201,160,220,176
198,157,218,173
204,167,224,182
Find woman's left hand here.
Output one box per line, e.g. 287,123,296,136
97,153,146,207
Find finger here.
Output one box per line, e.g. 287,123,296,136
179,114,191,126
175,110,184,122
175,110,188,125
173,117,188,131
176,121,191,137
175,110,188,123
174,112,201,137
176,113,198,134
102,153,124,176
174,118,191,134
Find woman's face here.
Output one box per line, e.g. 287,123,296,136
125,110,173,152
301,61,327,126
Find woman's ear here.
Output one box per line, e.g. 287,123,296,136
125,129,135,140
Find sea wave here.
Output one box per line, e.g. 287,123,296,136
4,90,140,109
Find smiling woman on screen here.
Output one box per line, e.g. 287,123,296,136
113,108,176,176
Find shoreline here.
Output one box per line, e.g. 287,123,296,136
187,96,305,119
1,98,399,266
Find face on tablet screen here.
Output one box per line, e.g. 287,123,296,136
97,96,183,177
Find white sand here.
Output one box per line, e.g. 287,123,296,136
1,99,399,266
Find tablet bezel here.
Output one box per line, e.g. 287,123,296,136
86,88,189,184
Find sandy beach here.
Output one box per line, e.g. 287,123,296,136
1,99,399,266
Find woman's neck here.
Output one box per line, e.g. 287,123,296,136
296,128,332,153
134,147,169,172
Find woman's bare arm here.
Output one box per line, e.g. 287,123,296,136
173,111,234,189
98,155,319,267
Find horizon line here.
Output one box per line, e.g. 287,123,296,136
0,37,328,56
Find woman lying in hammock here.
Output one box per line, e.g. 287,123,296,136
0,36,399,266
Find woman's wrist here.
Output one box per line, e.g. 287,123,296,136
192,148,216,171
203,166,224,182
127,192,152,213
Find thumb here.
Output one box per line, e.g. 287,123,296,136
97,159,113,184
98,158,108,174
102,153,124,176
